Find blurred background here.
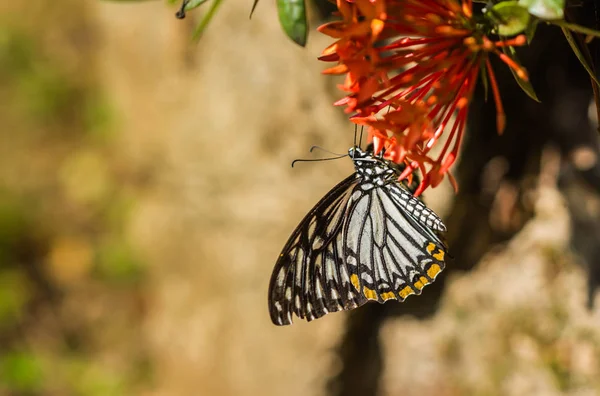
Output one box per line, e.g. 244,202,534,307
2,0,600,395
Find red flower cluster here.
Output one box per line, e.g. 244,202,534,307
319,0,528,195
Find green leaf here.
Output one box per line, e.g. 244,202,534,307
502,46,540,102
191,0,223,40
553,20,600,38
184,0,209,11
277,0,308,47
561,27,600,88
525,18,538,43
489,2,530,36
519,0,564,20
479,58,489,102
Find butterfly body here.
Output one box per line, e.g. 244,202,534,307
269,147,448,326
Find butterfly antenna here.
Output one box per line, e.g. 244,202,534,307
175,0,189,19
309,145,345,156
359,126,364,148
291,154,347,168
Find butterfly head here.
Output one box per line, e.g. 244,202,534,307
348,147,399,188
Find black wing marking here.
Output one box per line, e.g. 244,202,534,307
269,174,359,325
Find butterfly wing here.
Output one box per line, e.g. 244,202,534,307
386,182,447,232
269,174,448,325
269,174,360,326
343,185,447,304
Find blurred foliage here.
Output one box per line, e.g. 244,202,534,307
0,2,150,394
0,351,44,393
106,0,308,45
3,0,600,395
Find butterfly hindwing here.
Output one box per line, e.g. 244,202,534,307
342,187,446,305
378,187,446,299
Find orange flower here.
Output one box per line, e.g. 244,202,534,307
319,0,528,194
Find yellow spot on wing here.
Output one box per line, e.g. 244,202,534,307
426,243,445,261
433,250,445,261
399,285,414,299
381,291,396,301
363,286,377,300
350,274,360,291
414,276,430,291
426,243,436,253
427,263,442,279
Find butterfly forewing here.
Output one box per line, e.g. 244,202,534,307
269,148,448,326
269,175,358,325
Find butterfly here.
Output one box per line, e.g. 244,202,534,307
268,146,448,325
